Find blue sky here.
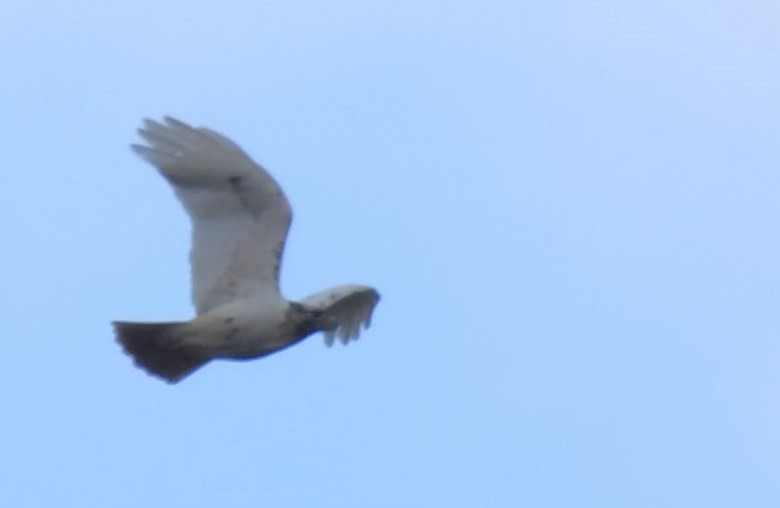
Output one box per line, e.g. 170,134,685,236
1,1,779,506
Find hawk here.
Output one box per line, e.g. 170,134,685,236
114,117,380,383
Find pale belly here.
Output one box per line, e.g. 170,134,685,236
184,299,309,359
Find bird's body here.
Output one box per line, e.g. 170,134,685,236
177,297,303,358
114,117,379,383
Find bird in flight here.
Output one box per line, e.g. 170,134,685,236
114,117,380,383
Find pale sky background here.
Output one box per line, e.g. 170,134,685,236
1,1,779,507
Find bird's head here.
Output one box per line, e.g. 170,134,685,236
289,301,338,333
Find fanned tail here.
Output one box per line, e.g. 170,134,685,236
113,321,211,383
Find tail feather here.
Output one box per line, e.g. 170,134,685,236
113,321,211,383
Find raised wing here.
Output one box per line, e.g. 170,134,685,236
300,285,380,345
131,117,292,314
